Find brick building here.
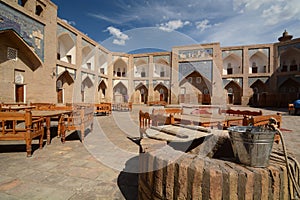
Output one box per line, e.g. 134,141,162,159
1,0,299,107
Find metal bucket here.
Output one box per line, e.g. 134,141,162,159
228,126,276,167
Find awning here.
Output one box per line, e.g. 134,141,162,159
0,29,43,71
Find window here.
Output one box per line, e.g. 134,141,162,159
141,68,146,77
66,55,72,63
7,47,18,60
196,77,201,83
188,77,193,83
252,62,257,73
160,71,165,77
86,63,91,70
290,59,297,71
35,5,43,16
228,88,233,94
180,87,186,94
100,68,105,74
227,68,233,74
203,88,209,94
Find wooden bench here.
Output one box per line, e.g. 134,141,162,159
94,103,112,115
64,104,94,142
147,101,167,106
220,109,262,116
0,110,44,157
245,113,282,143
112,102,132,111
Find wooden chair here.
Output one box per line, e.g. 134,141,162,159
94,103,112,115
64,104,94,142
246,113,282,143
0,110,44,157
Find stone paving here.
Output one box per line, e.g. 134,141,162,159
0,105,299,199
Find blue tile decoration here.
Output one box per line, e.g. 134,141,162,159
0,2,45,61
178,48,213,59
223,78,243,88
134,80,149,89
278,43,300,55
248,77,269,86
152,80,170,88
178,61,212,82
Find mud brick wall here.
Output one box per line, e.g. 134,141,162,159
138,138,297,200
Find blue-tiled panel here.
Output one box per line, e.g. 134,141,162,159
178,48,213,59
178,61,212,82
223,78,243,88
0,2,45,61
152,80,170,88
278,43,300,56
248,77,269,86
57,24,77,41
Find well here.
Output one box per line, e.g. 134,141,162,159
138,133,299,199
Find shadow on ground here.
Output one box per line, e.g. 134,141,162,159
117,156,139,200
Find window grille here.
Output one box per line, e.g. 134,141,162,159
7,47,18,60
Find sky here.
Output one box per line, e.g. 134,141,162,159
51,0,300,53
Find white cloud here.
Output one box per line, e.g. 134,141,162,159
195,19,212,32
62,19,76,26
106,26,129,46
158,20,190,32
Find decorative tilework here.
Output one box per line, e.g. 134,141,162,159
134,80,149,89
153,80,170,88
0,2,45,61
278,43,300,55
178,48,213,59
178,61,212,82
248,77,269,86
223,78,243,88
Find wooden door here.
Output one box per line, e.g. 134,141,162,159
57,89,63,103
15,85,24,102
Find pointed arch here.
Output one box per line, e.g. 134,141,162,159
179,70,211,104
136,83,148,104
154,83,169,102
113,81,128,103
225,81,242,105
113,58,128,77
82,76,94,89
57,33,76,64
249,51,268,73
223,53,242,75
57,70,74,86
0,30,42,71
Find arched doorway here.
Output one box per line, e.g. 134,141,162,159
113,82,128,103
98,80,107,102
154,83,168,103
250,80,266,106
56,70,74,104
81,76,94,103
136,83,148,104
179,71,211,104
225,81,242,105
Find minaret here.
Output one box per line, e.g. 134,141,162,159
278,30,293,42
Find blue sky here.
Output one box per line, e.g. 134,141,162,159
52,0,300,53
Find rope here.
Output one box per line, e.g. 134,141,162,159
268,117,300,199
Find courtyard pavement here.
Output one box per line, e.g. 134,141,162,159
0,105,299,199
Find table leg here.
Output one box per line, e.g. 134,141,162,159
46,117,51,145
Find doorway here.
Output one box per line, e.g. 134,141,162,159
15,84,24,103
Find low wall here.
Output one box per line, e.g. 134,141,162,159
138,138,298,200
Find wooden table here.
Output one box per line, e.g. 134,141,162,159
1,105,36,111
174,114,244,128
145,124,214,142
30,110,72,144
